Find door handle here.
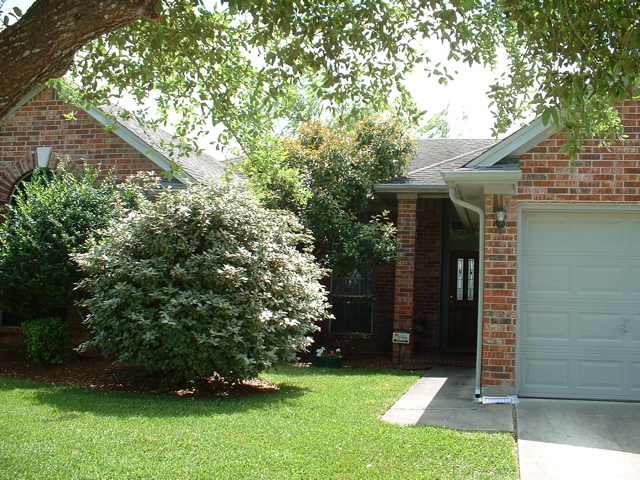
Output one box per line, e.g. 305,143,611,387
619,318,630,333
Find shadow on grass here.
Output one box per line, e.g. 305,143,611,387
0,364,423,419
0,376,309,419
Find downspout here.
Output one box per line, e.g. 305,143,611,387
448,187,485,398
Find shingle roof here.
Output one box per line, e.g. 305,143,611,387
380,138,497,186
115,113,225,183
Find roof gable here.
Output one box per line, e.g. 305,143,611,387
464,117,554,168
8,85,224,184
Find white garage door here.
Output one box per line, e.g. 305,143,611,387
518,209,640,400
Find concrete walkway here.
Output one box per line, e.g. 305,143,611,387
382,366,640,480
381,366,514,431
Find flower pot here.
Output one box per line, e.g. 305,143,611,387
315,357,343,368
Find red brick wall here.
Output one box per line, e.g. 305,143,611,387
414,199,443,354
393,197,417,363
481,99,640,388
0,87,162,207
482,194,518,387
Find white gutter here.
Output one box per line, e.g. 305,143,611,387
448,187,485,398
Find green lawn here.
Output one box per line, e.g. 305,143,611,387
0,365,517,479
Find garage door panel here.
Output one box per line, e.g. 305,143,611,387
577,265,625,296
520,308,628,345
576,219,627,252
630,221,640,251
518,210,640,401
522,260,635,300
521,216,571,252
576,360,624,390
632,267,640,297
519,354,640,399
631,314,640,344
521,263,572,298
522,311,571,343
520,357,571,389
576,312,626,344
629,363,640,391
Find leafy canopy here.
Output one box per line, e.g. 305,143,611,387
75,183,329,382
2,1,639,156
235,118,417,275
487,0,640,155
66,0,428,152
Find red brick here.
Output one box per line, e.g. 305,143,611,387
0,87,162,208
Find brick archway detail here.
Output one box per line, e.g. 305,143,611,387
0,153,39,206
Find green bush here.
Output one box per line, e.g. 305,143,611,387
21,317,71,365
0,161,154,320
238,118,416,276
75,183,329,382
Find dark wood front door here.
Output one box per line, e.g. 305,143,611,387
447,251,478,351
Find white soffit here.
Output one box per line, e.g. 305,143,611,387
441,170,522,232
441,170,523,195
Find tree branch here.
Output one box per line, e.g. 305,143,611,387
0,0,161,120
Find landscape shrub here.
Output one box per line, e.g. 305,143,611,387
21,317,71,365
0,160,154,320
75,183,329,382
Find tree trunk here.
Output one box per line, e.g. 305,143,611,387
0,0,161,120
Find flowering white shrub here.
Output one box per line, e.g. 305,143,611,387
75,183,329,382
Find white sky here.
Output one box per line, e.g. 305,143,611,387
3,0,509,149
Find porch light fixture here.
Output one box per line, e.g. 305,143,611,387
495,207,507,231
36,147,52,168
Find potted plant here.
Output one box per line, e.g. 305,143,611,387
315,347,343,368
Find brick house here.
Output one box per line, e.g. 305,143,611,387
0,85,223,347
321,102,640,402
448,104,640,402
313,138,497,365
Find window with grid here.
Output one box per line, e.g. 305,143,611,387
329,270,373,334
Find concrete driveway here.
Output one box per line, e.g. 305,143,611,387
383,367,640,479
517,398,640,480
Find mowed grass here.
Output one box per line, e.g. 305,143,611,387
0,365,518,479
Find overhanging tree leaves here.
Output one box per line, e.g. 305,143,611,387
487,1,640,155
1,1,640,156
0,0,160,121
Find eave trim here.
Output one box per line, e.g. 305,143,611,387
465,117,554,168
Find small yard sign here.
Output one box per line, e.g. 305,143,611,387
392,331,410,344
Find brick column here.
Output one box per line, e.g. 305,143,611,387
393,195,417,365
482,193,517,393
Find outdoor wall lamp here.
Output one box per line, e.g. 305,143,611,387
37,147,52,168
495,206,507,231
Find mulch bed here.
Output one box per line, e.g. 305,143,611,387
0,349,397,398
